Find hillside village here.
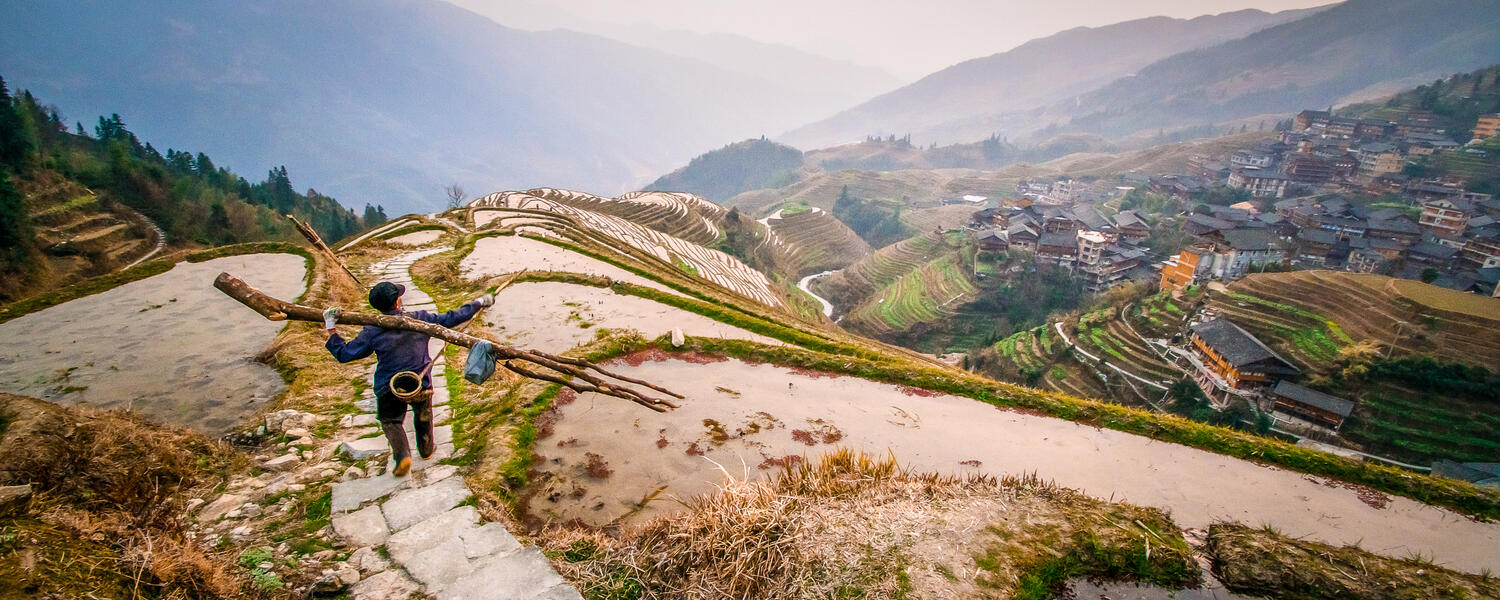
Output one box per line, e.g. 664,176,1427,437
965,107,1500,297
945,91,1500,480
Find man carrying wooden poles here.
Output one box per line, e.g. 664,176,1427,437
321,282,493,477
213,270,681,473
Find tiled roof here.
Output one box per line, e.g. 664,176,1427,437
1218,229,1278,251
1273,381,1354,417
1192,318,1299,375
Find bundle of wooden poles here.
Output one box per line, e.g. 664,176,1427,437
217,216,681,411
214,272,680,411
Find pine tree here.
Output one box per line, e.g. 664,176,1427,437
0,171,35,269
0,76,32,171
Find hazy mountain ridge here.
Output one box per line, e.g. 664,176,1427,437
781,7,1322,149
1059,0,1500,138
0,0,867,214
511,16,903,120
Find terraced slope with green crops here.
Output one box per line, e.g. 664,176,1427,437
1214,271,1500,372
845,252,979,335
1207,272,1500,465
984,290,1198,408
809,233,948,310
18,171,159,292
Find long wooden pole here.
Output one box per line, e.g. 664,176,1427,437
287,215,363,287
214,271,680,412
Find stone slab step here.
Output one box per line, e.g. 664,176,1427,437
342,413,379,428
339,436,391,460
331,473,410,513
350,570,420,600
383,477,470,532
386,505,479,564
434,547,568,600
331,503,389,547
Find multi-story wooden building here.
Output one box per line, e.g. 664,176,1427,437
1189,318,1300,404
1159,246,1209,292
1227,168,1290,198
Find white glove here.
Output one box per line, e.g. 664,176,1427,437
475,295,495,308
322,306,342,329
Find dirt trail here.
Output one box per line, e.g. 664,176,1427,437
532,357,1500,574
0,254,308,433
384,230,443,246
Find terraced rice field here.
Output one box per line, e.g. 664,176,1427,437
1342,382,1500,465
1130,291,1191,338
20,174,159,287
846,253,978,334
900,204,981,232
810,233,947,308
1078,318,1180,384
469,191,785,309
522,188,725,246
1218,271,1500,370
992,326,1110,401
0,253,307,433
763,208,872,275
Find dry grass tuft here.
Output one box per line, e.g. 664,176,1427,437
539,451,1111,599
1208,522,1500,599
538,450,1201,599
0,393,245,598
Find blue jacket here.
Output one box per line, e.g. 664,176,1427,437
326,301,483,395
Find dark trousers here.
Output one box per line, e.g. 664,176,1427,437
376,386,435,458
375,386,422,424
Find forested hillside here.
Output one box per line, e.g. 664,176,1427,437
0,77,382,301
1345,64,1500,136
647,138,803,202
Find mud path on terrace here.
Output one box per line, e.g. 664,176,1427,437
461,235,681,296
0,254,308,434
529,356,1500,574
482,282,778,354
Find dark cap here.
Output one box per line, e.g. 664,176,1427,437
368,281,405,312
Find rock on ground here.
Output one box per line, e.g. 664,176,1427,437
382,477,470,532
332,504,390,548
350,569,420,600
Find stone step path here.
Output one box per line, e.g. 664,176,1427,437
330,247,581,600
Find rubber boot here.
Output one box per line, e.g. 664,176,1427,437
383,422,413,477
414,400,436,459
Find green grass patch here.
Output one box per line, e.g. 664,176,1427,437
31,194,100,217
499,384,563,489
779,202,812,216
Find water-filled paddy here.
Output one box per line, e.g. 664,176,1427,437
0,254,308,433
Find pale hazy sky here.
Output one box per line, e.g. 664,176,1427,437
446,0,1336,80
